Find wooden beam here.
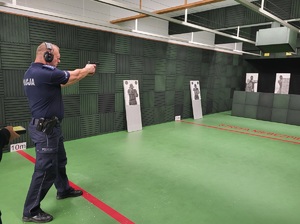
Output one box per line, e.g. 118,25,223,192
110,0,225,24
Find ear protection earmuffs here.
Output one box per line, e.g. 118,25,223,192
44,42,54,63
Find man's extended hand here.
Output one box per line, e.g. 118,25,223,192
85,63,97,76
5,126,20,142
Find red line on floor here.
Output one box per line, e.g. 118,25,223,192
16,150,135,224
180,120,300,145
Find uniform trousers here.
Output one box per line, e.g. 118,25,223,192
23,119,72,217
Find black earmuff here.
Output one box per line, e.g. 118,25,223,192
44,42,54,63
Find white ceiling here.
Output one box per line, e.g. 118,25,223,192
109,0,256,19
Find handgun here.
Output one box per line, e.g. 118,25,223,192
87,61,100,65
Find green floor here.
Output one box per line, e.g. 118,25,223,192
1,111,300,224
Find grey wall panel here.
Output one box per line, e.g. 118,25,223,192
245,92,260,106
258,93,274,108
256,106,272,121
286,109,300,126
288,94,300,110
272,94,290,109
231,103,245,117
244,105,257,119
232,91,246,104
271,108,288,124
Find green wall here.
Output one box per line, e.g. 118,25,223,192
0,12,255,147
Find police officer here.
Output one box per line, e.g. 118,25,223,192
0,126,20,224
22,42,96,223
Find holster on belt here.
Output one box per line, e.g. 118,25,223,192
36,116,59,135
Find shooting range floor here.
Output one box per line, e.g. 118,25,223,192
1,111,300,224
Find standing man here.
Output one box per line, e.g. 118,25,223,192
22,42,96,223
0,126,20,224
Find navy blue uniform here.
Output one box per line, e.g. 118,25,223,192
23,63,72,217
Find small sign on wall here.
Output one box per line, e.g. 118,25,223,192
10,142,27,152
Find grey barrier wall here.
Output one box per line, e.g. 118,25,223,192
231,91,300,126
